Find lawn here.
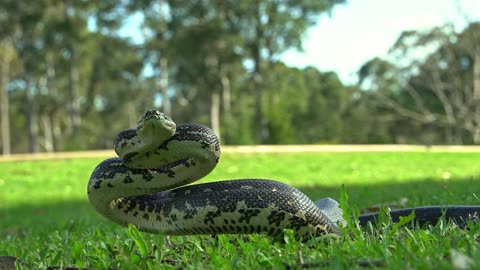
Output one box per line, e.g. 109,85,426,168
1,151,480,269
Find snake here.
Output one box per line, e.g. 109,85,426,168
88,109,480,240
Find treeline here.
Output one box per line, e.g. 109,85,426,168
0,1,479,154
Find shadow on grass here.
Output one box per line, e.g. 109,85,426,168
1,177,479,237
299,176,480,209
0,199,117,237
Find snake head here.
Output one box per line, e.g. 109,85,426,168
139,109,162,124
137,109,176,143
138,110,174,129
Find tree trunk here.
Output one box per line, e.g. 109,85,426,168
221,74,231,115
127,102,137,128
159,56,171,115
472,50,480,144
252,2,266,143
45,53,58,151
220,74,231,143
83,54,100,116
52,115,61,151
252,59,266,143
64,0,81,139
26,77,38,153
0,52,10,155
211,91,221,141
38,78,54,152
69,60,81,138
40,114,54,152
448,124,464,145
473,51,480,100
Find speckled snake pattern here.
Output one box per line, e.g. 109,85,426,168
87,109,339,239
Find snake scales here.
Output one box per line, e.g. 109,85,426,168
88,109,480,239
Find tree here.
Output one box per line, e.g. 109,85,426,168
1,0,426,150
359,23,480,144
0,0,142,153
7,0,47,153
261,62,308,143
0,39,20,154
132,0,246,142
229,0,346,143
294,68,348,143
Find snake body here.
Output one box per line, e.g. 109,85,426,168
88,109,479,239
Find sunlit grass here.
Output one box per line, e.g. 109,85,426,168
1,151,480,269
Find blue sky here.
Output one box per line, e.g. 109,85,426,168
281,0,480,84
120,0,480,84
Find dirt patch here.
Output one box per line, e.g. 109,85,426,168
0,150,116,162
1,145,480,162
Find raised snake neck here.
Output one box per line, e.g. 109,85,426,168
88,109,480,240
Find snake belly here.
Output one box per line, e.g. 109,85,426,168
87,110,340,239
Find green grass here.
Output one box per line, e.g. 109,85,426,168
1,152,480,269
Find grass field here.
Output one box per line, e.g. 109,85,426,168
1,151,480,269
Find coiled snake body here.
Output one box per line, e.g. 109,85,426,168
88,109,480,239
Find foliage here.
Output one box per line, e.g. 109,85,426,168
1,1,480,153
0,0,351,153
359,23,480,145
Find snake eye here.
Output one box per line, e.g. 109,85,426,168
143,109,163,120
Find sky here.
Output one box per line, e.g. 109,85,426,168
281,0,480,84
119,0,480,85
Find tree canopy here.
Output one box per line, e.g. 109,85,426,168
0,1,479,154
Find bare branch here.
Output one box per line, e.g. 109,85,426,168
372,90,437,124
428,69,456,123
403,79,431,114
